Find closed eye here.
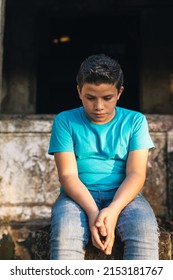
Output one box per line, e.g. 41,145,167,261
104,96,113,100
85,95,114,100
86,96,95,100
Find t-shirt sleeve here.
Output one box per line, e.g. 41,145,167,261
48,113,74,155
129,114,154,151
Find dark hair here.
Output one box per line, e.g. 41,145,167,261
76,54,124,91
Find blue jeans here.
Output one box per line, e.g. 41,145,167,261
50,190,159,260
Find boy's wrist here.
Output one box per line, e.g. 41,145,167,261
108,201,122,215
87,208,99,218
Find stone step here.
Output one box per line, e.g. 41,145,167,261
0,223,172,260
34,226,172,260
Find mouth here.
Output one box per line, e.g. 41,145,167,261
93,113,105,117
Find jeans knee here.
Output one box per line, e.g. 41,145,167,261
50,198,90,246
117,204,159,243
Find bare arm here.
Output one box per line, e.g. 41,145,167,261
110,148,148,211
96,149,149,254
54,152,106,250
55,152,98,214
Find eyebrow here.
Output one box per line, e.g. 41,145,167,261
85,93,114,97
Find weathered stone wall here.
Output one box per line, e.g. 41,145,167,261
0,114,173,222
0,115,59,221
143,115,173,217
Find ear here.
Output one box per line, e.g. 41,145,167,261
117,86,124,100
77,85,82,100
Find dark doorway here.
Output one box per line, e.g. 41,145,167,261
36,15,141,114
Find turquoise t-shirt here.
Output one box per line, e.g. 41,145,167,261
48,106,154,191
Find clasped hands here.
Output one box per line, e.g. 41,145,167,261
89,207,118,255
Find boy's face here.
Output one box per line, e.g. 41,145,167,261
77,83,124,124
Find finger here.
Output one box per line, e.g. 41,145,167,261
95,220,104,228
103,233,114,255
102,232,111,249
103,227,115,248
96,223,107,237
93,237,105,251
95,216,107,237
95,211,106,228
98,224,107,237
92,227,105,250
92,238,104,251
104,240,114,255
101,219,111,247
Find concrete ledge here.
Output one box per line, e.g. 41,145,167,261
1,114,173,132
0,222,172,260
34,225,172,260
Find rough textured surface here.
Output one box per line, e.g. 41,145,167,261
142,132,167,216
86,230,173,260
0,222,171,260
0,221,49,260
167,129,173,217
34,225,172,260
0,133,59,220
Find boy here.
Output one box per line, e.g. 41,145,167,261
48,54,159,260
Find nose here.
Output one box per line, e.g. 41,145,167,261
94,99,104,111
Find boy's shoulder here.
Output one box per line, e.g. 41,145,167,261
54,107,83,120
117,106,145,119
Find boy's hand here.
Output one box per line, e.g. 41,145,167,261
88,212,107,251
95,207,119,255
